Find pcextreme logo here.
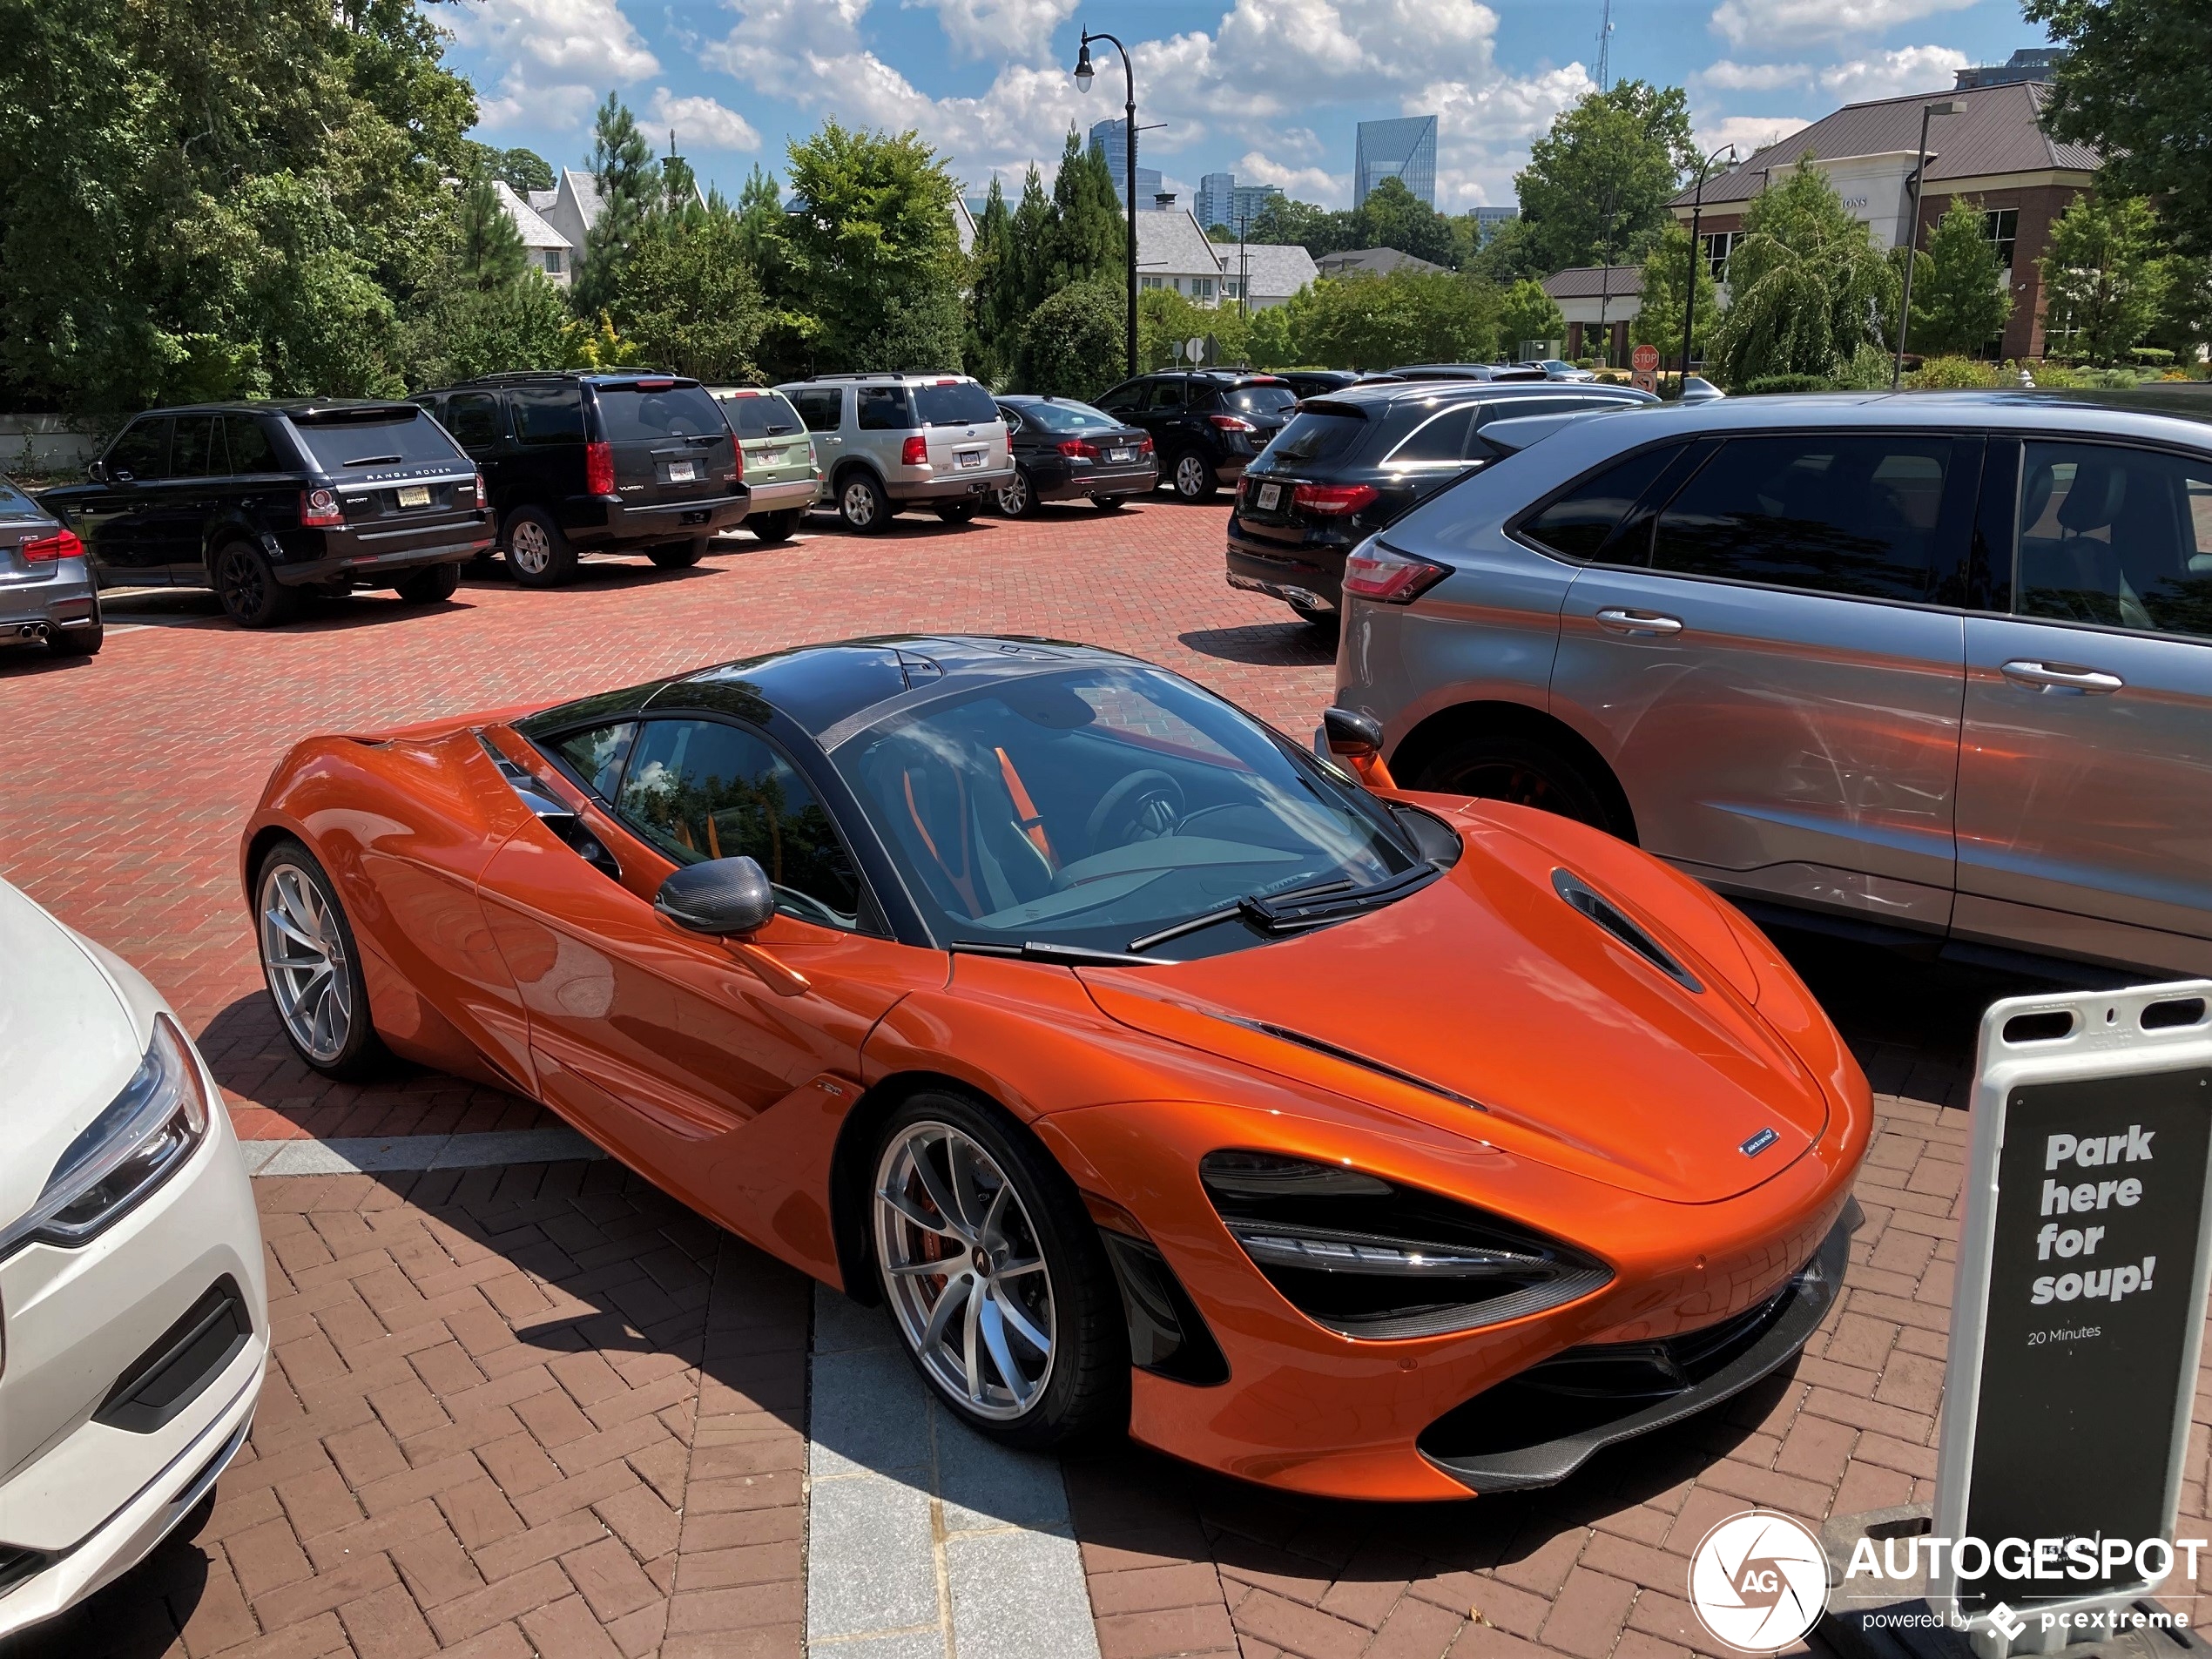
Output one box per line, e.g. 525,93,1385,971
1689,1511,1830,1652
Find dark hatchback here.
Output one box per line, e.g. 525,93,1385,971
413,372,746,586
42,401,493,628
992,395,1156,516
1226,381,1656,626
1092,371,1299,501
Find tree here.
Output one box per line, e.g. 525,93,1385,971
1351,177,1456,267
1045,128,1125,292
1244,303,1298,368
1009,165,1055,318
468,143,555,194
964,179,1019,385
1015,279,1126,398
1708,157,1897,387
2027,0,2212,257
2148,253,2212,366
1466,214,1549,287
1137,287,1217,370
403,273,570,388
573,92,655,318
1277,272,1499,369
455,177,527,291
1630,223,1720,364
1912,197,2012,358
0,0,475,417
2040,192,2170,365
1514,80,1696,276
1251,195,1358,260
1499,280,1568,354
781,120,964,373
612,206,766,381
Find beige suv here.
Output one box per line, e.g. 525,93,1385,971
777,374,1012,533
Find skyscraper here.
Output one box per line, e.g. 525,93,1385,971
1089,118,1160,208
1197,173,1285,233
1354,115,1438,209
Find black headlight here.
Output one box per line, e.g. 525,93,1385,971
1199,1151,1611,1340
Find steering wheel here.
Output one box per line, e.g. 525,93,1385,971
1084,770,1185,854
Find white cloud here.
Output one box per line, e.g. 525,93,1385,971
1236,150,1345,206
910,0,1079,62
1421,64,1593,207
453,0,658,135
1817,44,1970,104
1694,59,1811,91
1710,0,1978,49
648,89,761,151
1691,113,1813,162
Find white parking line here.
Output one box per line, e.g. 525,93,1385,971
806,1285,1102,1659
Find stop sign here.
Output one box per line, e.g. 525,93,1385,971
1631,343,1660,373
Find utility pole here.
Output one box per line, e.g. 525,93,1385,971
1595,0,1614,89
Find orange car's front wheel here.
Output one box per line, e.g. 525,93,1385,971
871,1092,1127,1448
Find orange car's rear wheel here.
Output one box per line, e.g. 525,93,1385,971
871,1092,1127,1447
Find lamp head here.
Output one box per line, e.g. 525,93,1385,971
1075,42,1095,92
1928,99,1963,117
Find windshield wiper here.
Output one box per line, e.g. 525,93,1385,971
1125,866,1440,954
344,454,404,467
948,939,1157,968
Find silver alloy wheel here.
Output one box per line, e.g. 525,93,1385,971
873,1122,1056,1420
508,519,552,577
1175,455,1209,497
841,480,878,527
998,471,1029,515
258,862,353,1065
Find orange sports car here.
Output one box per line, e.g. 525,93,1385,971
240,636,1869,1501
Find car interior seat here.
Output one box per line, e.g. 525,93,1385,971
869,739,1054,922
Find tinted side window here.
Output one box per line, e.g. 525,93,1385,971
2017,442,2212,640
723,393,802,439
549,723,637,799
1519,443,1684,561
106,417,172,482
1388,407,1476,464
1094,382,1143,415
1654,435,1952,602
914,382,1000,427
1268,409,1366,463
445,393,503,449
226,415,279,472
510,384,586,445
789,389,844,432
617,719,870,930
172,414,229,478
857,386,913,431
598,386,725,441
1146,380,1187,411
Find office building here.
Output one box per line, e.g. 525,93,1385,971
1087,119,1160,207
1954,48,2067,90
1471,206,1518,240
1196,173,1285,233
1353,115,1438,208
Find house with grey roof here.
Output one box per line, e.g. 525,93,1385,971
1136,209,1316,311
1314,246,1446,280
1668,80,2099,359
494,183,574,286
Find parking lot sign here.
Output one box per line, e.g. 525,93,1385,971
1630,342,1659,393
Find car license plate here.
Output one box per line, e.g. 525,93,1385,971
957,448,983,469
395,485,431,509
1257,482,1282,510
667,460,698,482
1109,447,1133,463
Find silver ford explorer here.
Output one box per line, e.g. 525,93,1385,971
1332,390,2212,981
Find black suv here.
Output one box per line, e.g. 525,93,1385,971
1091,371,1298,501
1226,380,1656,627
412,372,746,585
42,401,493,628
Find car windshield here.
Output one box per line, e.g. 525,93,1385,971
598,384,725,441
720,392,803,439
291,408,462,471
1226,385,1298,416
914,382,1001,428
1013,400,1120,432
831,665,1422,960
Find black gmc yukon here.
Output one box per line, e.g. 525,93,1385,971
412,372,749,585
42,400,495,628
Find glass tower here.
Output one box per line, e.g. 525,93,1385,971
1353,115,1438,209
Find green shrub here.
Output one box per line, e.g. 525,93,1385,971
1833,343,1896,389
1911,356,2003,389
1739,374,1833,395
1014,279,1126,401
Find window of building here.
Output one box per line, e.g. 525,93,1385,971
1699,230,1740,283
1194,277,1216,302
1139,275,1164,291
543,248,564,275
1981,208,2019,273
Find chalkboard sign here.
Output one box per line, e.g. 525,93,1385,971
1933,983,2212,1628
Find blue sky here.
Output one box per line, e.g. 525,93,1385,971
435,0,2053,212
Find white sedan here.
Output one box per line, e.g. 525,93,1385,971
0,877,266,1635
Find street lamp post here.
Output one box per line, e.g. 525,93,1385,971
1074,30,1138,377
1680,141,1737,399
1892,99,1964,388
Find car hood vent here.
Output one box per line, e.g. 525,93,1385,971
1552,869,1702,993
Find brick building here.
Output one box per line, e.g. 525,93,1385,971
1541,266,1644,364
1667,80,2099,361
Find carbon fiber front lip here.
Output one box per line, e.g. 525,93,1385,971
1420,1209,1853,1493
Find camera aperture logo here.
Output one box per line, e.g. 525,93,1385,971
1689,1511,1829,1652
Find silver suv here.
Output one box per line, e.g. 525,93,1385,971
777,374,1012,533
1333,390,2212,981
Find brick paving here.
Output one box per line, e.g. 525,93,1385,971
0,501,1330,1142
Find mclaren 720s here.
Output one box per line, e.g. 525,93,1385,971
240,635,1870,1501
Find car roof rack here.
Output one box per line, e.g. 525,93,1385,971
809,371,963,381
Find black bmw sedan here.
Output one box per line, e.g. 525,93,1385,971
1225,379,1655,629
992,396,1157,517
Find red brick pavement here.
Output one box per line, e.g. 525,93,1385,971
3,1160,812,1659
0,502,1330,1140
